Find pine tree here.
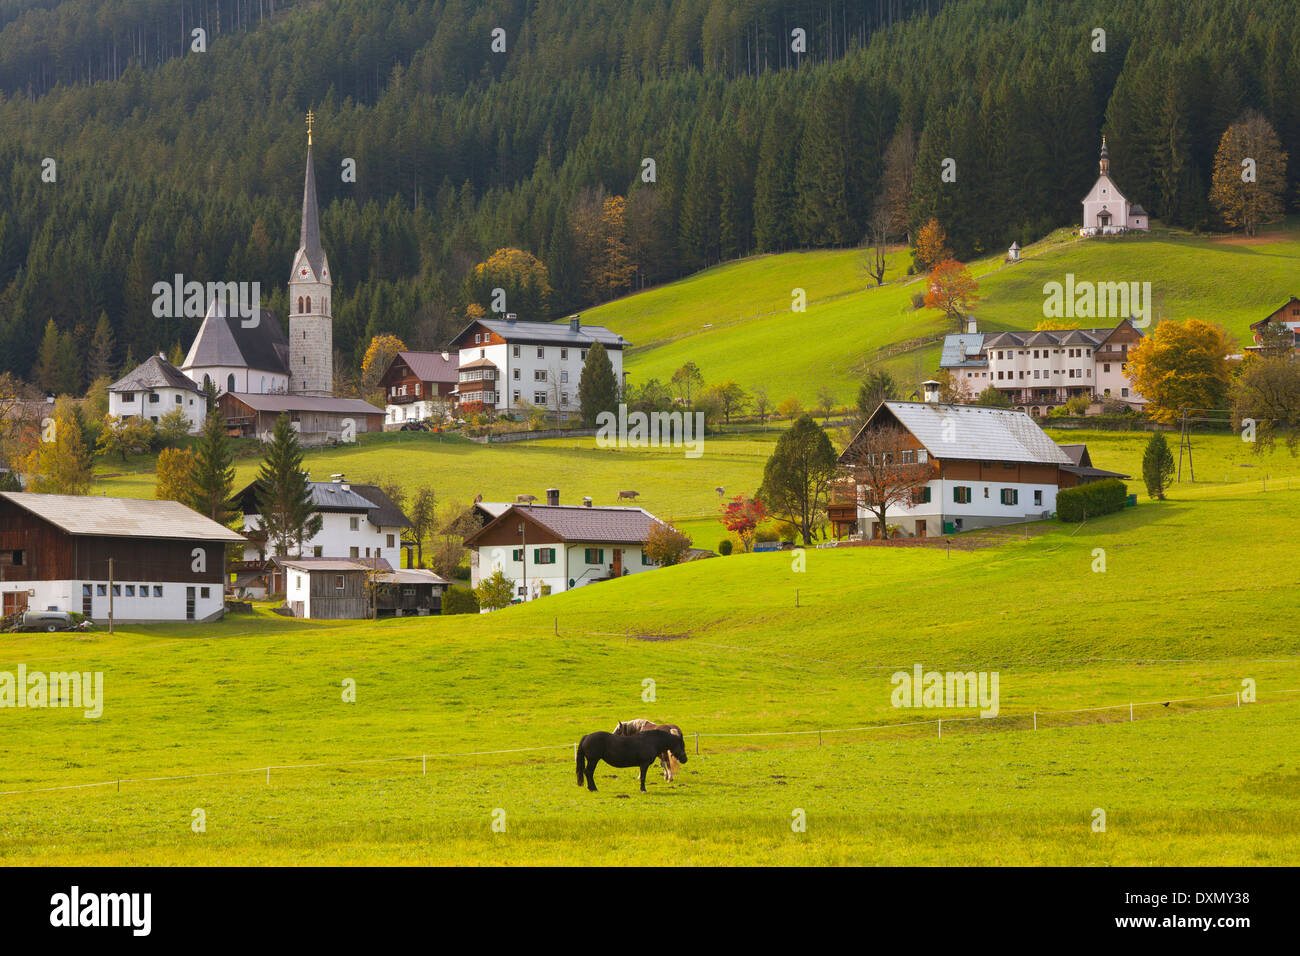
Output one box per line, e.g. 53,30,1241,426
33,318,60,392
754,104,800,252
253,414,322,556
1142,431,1175,500
190,407,237,523
89,312,116,383
578,341,619,427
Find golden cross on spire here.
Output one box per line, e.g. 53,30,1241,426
306,109,315,146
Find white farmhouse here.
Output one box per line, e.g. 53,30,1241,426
837,400,1081,540
448,315,627,417
464,499,662,604
107,355,207,433
234,477,411,569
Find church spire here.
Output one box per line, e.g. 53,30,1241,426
1099,135,1109,177
296,113,327,280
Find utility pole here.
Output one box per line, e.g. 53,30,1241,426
518,520,527,602
1176,408,1194,483
107,557,114,635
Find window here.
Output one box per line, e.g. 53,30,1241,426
953,486,972,504
1003,462,1016,469
125,586,135,597
475,333,481,344
901,449,915,464
387,534,395,548
561,348,568,360
580,349,587,361
313,546,323,557
642,552,653,565
1000,488,1019,506
1121,388,1130,397
513,390,521,403
349,547,359,558
138,586,149,599
512,345,520,358
335,576,345,591
916,450,927,463
534,548,556,564
984,487,989,498
1103,363,1111,373
1033,490,1043,507
910,486,931,504
112,585,121,597
227,374,236,392
560,372,568,384
122,392,135,402
200,587,210,599
512,548,524,561
153,586,163,597
149,392,160,403
584,548,604,564
537,347,545,359
534,391,548,405
1034,370,1040,379
513,368,521,380
561,392,569,405
534,370,547,381
96,584,106,596
349,517,360,531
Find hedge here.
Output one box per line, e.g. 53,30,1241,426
1056,478,1128,522
441,586,480,615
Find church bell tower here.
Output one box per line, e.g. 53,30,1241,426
288,110,333,397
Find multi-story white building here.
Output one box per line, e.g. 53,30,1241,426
939,318,1145,416
234,477,411,570
463,496,662,604
107,355,208,433
448,315,627,417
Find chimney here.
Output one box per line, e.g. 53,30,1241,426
569,317,580,332
921,379,942,404
546,488,559,506
441,351,450,361
582,496,592,508
966,315,977,334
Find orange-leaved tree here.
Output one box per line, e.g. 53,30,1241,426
924,258,980,330
914,217,951,272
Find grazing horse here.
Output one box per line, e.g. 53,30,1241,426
576,730,687,792
613,718,685,782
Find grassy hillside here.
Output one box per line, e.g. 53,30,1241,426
9,448,1300,864
592,222,1300,406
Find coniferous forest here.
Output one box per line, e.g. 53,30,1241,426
0,0,1298,391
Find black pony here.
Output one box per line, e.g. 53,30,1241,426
575,729,688,792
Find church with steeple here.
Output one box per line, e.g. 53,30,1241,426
1080,136,1149,236
114,114,383,444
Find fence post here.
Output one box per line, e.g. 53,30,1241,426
423,754,426,775
1129,702,1133,722
937,719,941,739
1236,691,1240,707
818,730,822,746
266,766,271,784
695,732,699,755
1033,711,1037,730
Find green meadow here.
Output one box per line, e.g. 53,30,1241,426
7,433,1300,864
585,222,1300,406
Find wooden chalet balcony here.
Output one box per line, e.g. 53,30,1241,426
388,392,422,405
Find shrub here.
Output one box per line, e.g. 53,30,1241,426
645,520,693,566
718,539,733,556
442,586,479,615
1056,478,1128,522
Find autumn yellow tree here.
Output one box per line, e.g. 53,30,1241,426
1034,318,1074,331
155,447,196,503
1209,111,1288,237
464,247,552,319
23,405,91,494
924,258,980,329
360,333,407,399
1126,319,1233,424
914,217,951,272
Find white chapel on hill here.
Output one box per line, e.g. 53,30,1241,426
1080,137,1149,237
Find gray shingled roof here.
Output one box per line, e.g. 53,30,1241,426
939,333,987,368
277,556,392,573
109,355,203,394
375,568,450,586
181,301,289,376
853,402,1072,465
982,328,1113,349
469,504,661,545
296,144,330,280
349,483,412,529
455,318,628,349
0,492,246,542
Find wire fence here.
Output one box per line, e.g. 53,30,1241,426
2,687,1292,799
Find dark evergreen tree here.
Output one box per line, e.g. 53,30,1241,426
253,413,323,556
578,340,619,427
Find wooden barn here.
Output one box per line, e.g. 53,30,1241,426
0,492,245,623
279,557,373,619
217,393,384,446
